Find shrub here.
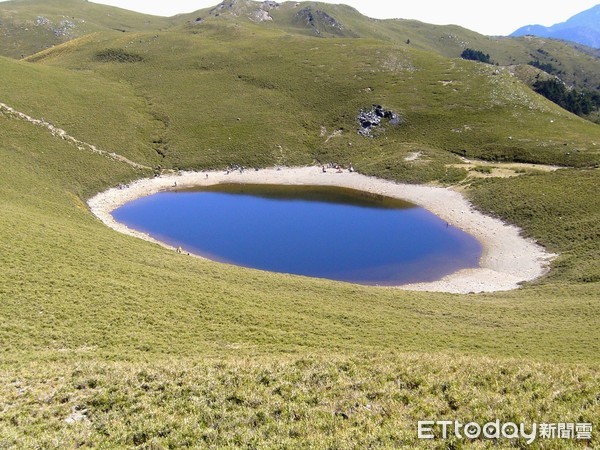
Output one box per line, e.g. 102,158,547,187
95,48,144,63
472,165,493,174
528,59,558,74
460,48,492,64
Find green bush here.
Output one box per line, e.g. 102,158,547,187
95,48,144,63
471,165,493,174
460,48,492,64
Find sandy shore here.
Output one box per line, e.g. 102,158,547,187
88,166,556,294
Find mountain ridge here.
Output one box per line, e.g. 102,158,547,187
4,1,599,95
511,4,600,48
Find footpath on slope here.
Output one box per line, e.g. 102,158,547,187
0,101,150,171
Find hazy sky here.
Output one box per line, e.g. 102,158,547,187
79,0,600,35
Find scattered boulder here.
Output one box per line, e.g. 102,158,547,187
53,19,76,37
35,16,50,26
33,16,75,37
64,408,88,424
357,105,402,137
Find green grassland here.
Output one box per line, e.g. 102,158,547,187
0,0,170,59
15,30,600,172
3,0,600,94
0,1,600,448
174,1,600,94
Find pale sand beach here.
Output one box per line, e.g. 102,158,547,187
88,166,556,294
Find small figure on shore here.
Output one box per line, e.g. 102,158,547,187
348,162,355,173
206,173,209,179
176,246,183,253
173,181,177,187
322,165,326,173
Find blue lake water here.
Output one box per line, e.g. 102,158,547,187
112,184,482,285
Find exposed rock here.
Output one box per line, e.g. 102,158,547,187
404,151,422,162
207,0,278,22
294,7,343,36
212,0,239,11
261,1,280,10
209,0,244,16
357,105,402,137
35,16,50,26
53,19,76,37
252,9,273,22
65,408,88,424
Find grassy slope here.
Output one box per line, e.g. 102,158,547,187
0,0,170,58
3,0,600,92
175,1,600,93
0,113,597,363
0,54,160,164
469,170,600,284
1,111,599,448
17,29,600,173
0,4,599,449
3,355,599,448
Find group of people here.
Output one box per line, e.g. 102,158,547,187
322,162,355,173
225,164,266,175
221,162,356,175
225,163,246,175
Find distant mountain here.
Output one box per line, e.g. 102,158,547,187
511,4,600,48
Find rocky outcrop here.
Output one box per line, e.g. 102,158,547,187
251,2,279,23
261,1,280,10
294,7,344,36
357,105,402,137
207,0,278,23
210,0,242,15
252,10,273,22
33,15,76,38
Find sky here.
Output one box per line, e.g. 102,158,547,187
77,0,600,36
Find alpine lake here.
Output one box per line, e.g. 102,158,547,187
112,184,482,285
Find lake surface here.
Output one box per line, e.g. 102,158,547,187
112,184,482,285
